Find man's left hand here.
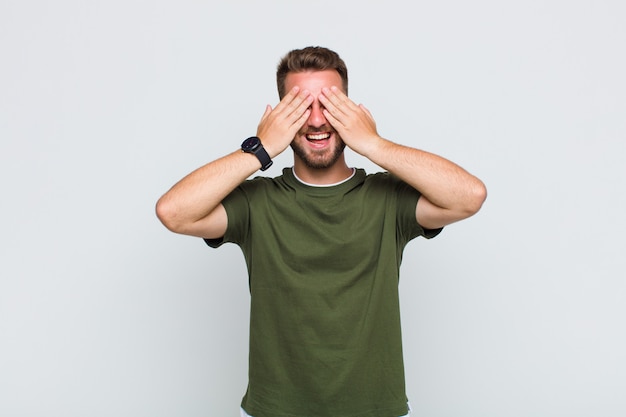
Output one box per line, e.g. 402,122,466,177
319,86,382,158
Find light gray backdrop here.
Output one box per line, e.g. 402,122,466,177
1,1,624,416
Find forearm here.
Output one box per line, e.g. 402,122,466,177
317,86,486,227
156,87,313,236
155,149,260,233
365,138,487,215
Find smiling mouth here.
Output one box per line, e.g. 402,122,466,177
306,133,331,141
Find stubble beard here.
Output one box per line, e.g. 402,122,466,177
290,135,346,169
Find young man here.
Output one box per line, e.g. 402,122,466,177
156,46,487,417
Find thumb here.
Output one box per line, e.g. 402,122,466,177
259,104,273,123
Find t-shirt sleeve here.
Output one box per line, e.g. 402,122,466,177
394,178,443,242
203,185,251,248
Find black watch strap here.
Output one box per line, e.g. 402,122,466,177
241,136,273,171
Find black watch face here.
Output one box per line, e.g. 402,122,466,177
242,136,260,152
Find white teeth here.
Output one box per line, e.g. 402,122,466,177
306,133,331,140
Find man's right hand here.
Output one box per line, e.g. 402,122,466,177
156,87,313,239
255,86,313,158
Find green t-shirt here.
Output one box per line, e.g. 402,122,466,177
206,168,440,417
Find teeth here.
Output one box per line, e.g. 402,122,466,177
306,133,330,140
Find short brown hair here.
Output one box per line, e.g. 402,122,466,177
276,46,348,99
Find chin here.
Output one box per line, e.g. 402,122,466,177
291,141,346,169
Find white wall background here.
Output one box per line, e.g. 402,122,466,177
1,1,624,416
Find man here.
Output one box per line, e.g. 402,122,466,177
156,46,487,417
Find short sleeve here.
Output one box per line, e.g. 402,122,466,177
203,184,251,248
394,177,443,243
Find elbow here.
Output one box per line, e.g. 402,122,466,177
155,196,182,233
464,180,488,217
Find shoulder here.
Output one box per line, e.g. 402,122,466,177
237,172,290,193
362,171,417,194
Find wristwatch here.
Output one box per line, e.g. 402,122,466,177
241,136,273,171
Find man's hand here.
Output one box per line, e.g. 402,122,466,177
319,86,486,229
318,86,382,158
256,86,313,158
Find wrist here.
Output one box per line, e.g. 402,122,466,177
357,135,387,161
241,136,273,171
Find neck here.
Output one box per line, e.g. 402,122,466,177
292,156,353,185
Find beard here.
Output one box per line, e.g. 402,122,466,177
290,135,346,169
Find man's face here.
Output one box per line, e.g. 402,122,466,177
284,70,346,169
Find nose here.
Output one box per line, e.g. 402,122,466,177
307,101,327,128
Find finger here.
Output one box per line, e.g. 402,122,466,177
285,90,313,123
321,86,355,117
322,108,342,130
329,86,355,107
293,108,312,130
273,86,301,112
259,104,273,123
359,104,375,121
318,88,339,112
318,90,342,118
284,86,300,100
